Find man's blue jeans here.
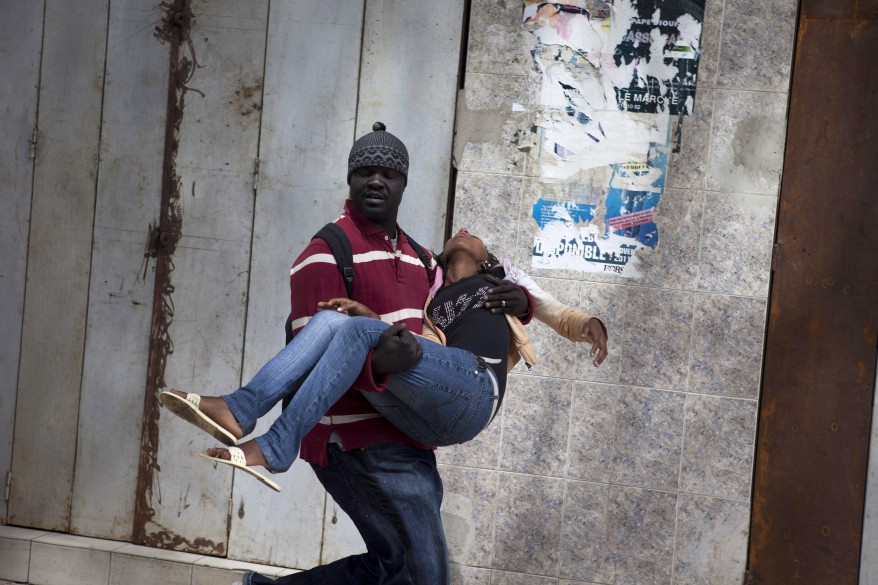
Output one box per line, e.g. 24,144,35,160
223,310,497,473
243,442,449,584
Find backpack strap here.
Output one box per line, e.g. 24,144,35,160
398,227,432,278
285,224,432,345
285,223,354,344
315,223,355,297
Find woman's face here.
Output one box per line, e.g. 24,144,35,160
442,228,489,266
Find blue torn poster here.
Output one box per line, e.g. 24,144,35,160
522,1,690,277
531,117,671,277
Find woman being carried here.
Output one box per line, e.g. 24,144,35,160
161,229,608,491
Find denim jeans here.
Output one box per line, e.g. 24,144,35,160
243,442,449,585
223,310,497,473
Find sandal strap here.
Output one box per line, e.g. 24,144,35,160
227,446,246,466
186,393,201,408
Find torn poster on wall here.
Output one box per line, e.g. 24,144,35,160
611,0,705,114
522,1,697,277
523,0,705,116
531,116,670,277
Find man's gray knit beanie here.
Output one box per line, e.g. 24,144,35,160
347,122,409,183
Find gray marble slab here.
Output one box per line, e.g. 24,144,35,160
689,294,768,399
618,287,696,391
608,486,677,585
440,465,499,567
681,395,758,500
673,494,750,585
697,192,776,297
560,480,613,583
717,0,798,92
492,473,564,576
500,375,572,477
637,189,706,289
667,92,714,191
706,90,788,196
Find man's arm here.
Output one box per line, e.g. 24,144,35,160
314,299,424,375
370,324,423,374
291,237,423,386
481,275,534,323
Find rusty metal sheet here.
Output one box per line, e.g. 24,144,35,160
0,0,44,525
747,5,878,585
800,0,878,20
69,0,170,542
9,0,110,532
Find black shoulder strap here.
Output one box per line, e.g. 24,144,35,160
399,228,432,277
315,223,354,297
285,224,431,345
285,223,353,345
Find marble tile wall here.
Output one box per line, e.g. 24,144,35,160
439,0,796,583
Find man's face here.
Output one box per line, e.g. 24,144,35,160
348,166,406,233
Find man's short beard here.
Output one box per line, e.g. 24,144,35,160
360,207,389,222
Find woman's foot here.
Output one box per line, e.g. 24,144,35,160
206,440,269,470
160,389,244,446
167,389,245,440
201,442,280,492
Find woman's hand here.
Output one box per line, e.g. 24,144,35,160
317,298,380,320
580,318,608,367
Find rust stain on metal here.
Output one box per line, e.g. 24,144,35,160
232,79,263,116
747,5,878,584
132,0,225,555
139,522,226,555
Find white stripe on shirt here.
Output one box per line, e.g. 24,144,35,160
291,250,422,277
290,307,424,335
380,308,424,323
290,253,336,276
399,253,434,268
290,315,311,331
353,250,396,263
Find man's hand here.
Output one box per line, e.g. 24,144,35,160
371,323,423,374
481,275,529,316
581,317,608,367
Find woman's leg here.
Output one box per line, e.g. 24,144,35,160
362,341,497,446
251,316,392,472
222,310,355,435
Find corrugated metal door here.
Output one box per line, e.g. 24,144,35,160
0,0,44,527
6,0,463,568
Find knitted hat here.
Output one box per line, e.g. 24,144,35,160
347,122,409,183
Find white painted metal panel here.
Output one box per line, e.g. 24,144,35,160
9,0,109,531
356,0,465,251
0,0,44,525
230,1,366,568
318,0,467,565
142,0,270,554
70,0,169,541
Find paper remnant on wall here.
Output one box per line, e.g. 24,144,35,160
523,1,699,277
530,116,671,277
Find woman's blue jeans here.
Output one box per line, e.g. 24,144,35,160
222,310,497,473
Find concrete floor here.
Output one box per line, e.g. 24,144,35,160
0,525,297,585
